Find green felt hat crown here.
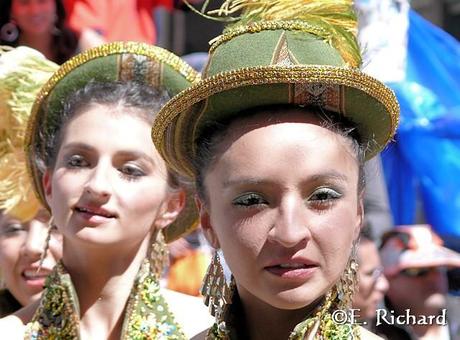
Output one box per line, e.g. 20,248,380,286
25,41,200,242
152,0,400,178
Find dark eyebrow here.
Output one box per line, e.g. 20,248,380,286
61,142,94,153
62,143,155,165
115,150,156,166
223,171,348,188
223,178,272,189
306,171,349,184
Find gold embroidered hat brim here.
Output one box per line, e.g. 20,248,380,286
152,65,399,178
151,24,399,179
25,41,200,242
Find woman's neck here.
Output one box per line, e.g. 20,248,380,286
237,285,324,340
18,32,55,61
61,235,151,340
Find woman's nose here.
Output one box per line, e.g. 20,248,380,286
267,198,311,248
84,165,112,201
21,220,49,261
375,272,389,293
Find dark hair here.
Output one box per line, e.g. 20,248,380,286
0,0,78,64
194,105,366,202
36,81,170,175
359,222,375,242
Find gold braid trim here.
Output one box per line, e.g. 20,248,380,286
184,0,361,67
209,20,361,68
25,41,200,156
24,41,200,211
152,65,399,176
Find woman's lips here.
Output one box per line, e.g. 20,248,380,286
264,262,318,280
22,269,51,289
74,206,117,225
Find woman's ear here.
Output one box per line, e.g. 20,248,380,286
154,190,186,230
354,191,365,241
196,197,220,249
42,170,53,206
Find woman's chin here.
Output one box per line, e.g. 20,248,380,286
268,286,327,310
70,229,124,247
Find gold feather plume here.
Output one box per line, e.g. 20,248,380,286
184,0,361,67
0,46,58,221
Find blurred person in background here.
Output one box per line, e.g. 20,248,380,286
0,210,62,317
379,225,460,340
352,224,389,335
64,0,203,50
166,229,211,296
0,46,62,317
0,0,78,64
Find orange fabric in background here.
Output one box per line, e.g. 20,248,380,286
64,0,173,44
167,250,210,296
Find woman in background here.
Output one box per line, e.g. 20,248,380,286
0,46,61,317
0,0,78,64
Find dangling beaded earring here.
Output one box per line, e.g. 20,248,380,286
201,250,234,337
149,230,169,281
1,21,19,42
335,241,359,310
37,217,54,273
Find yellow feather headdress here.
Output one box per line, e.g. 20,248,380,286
0,46,58,221
184,0,361,67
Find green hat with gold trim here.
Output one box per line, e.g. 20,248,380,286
24,41,200,242
151,0,400,178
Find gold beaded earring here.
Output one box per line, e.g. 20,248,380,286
149,230,169,281
201,250,234,336
37,217,54,273
335,241,359,310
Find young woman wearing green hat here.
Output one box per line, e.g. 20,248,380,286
152,1,399,339
0,42,212,339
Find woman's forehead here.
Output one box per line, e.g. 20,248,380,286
229,106,323,131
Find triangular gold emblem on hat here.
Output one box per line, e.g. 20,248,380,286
271,32,298,66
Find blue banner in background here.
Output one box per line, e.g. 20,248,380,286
382,10,460,250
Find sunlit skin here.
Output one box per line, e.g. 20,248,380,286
199,109,363,339
0,209,62,306
40,104,183,339
11,0,56,37
44,104,181,250
353,239,389,320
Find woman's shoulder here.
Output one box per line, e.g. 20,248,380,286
190,328,208,340
0,311,28,338
358,325,385,340
0,300,39,337
162,288,214,339
0,315,24,339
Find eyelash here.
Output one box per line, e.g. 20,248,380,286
306,187,342,209
1,223,26,236
232,193,268,208
66,155,145,181
66,154,89,168
118,164,145,181
232,187,342,210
